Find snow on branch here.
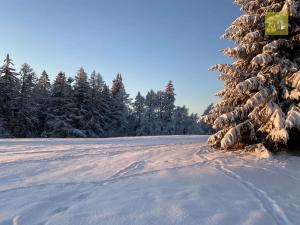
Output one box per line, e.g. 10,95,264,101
209,64,235,73
215,89,227,97
223,47,247,59
245,87,276,108
272,59,299,78
287,71,300,89
230,15,262,29
240,1,282,14
263,40,294,53
242,30,263,43
201,113,218,125
208,129,228,147
260,108,289,144
221,120,256,149
210,106,235,115
236,74,267,93
211,64,249,81
222,14,263,42
214,107,249,128
264,57,299,77
251,53,273,67
286,106,300,129
289,90,300,100
249,101,280,125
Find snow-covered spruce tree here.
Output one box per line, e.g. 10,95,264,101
173,106,190,135
36,70,51,94
110,73,131,136
16,63,38,137
44,72,78,137
0,54,19,137
101,84,114,136
162,80,176,135
156,90,165,134
132,91,145,135
173,106,202,135
87,70,106,136
202,0,300,152
72,67,91,135
188,113,203,134
34,70,51,135
142,90,159,135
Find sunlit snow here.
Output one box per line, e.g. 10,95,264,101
0,136,299,225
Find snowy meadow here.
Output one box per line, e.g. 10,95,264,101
0,136,300,225
1,0,300,224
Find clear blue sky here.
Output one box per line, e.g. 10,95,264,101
0,0,241,115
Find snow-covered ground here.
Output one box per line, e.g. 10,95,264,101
0,136,300,225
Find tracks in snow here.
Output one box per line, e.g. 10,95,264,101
0,139,296,225
0,160,211,194
197,153,293,225
111,161,146,179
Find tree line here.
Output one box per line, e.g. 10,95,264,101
0,54,212,138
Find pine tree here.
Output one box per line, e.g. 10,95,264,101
16,63,38,137
0,54,18,82
87,70,106,136
202,0,300,151
74,67,90,105
72,67,91,135
44,72,78,137
34,70,51,134
173,106,202,135
0,54,19,137
142,90,159,135
35,70,51,95
89,71,104,107
132,92,145,135
187,113,202,134
110,73,130,136
101,84,114,135
156,90,165,134
162,80,176,134
173,106,189,135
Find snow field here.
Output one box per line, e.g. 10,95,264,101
0,136,299,225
